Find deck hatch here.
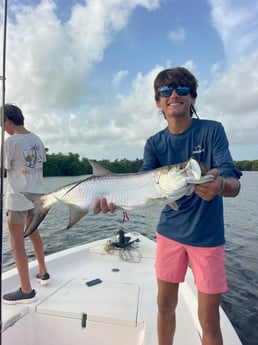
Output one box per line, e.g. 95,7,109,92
36,278,140,327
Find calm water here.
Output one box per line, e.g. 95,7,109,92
2,172,258,345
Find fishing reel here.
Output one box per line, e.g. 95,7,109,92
103,228,141,263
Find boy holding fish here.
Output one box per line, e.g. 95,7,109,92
95,67,242,345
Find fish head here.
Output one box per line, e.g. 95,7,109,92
157,158,202,196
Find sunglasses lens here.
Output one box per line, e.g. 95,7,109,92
176,86,190,96
159,86,173,97
158,86,191,97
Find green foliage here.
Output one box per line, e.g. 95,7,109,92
44,152,85,176
43,151,143,176
43,149,257,176
95,158,143,173
235,160,258,171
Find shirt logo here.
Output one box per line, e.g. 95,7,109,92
192,145,205,155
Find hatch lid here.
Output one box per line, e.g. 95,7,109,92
37,278,139,327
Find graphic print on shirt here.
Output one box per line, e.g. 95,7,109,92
23,144,43,169
192,144,205,155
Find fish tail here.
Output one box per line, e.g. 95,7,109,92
23,193,55,237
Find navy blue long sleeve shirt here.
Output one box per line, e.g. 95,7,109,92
140,119,242,247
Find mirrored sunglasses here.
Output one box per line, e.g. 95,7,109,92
158,85,191,97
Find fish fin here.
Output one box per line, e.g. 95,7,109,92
67,205,89,229
88,160,114,176
169,201,179,211
23,193,51,237
185,185,195,196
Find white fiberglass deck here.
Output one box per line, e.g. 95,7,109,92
2,232,242,345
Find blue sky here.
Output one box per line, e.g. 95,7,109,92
1,0,258,161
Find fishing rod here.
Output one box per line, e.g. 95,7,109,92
0,0,8,335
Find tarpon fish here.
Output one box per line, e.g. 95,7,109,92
23,158,214,237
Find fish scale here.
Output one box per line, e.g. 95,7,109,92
62,173,161,210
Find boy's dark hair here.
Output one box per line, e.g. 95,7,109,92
3,103,24,125
154,67,199,118
154,67,198,101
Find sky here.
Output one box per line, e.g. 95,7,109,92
0,0,258,161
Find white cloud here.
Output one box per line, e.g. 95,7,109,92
1,0,163,160
199,0,258,156
3,0,160,110
168,27,187,42
208,0,258,62
202,50,258,114
1,0,257,161
198,49,258,150
112,70,129,86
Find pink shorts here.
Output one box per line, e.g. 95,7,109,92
155,232,228,294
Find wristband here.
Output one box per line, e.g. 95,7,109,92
217,177,225,195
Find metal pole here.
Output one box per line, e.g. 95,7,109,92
0,0,8,336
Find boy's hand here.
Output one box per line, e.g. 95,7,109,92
93,198,115,214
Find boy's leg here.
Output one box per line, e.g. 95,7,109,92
157,279,179,345
198,292,223,345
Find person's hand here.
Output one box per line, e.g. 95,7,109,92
195,168,223,201
93,198,116,214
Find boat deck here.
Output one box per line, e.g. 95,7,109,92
2,232,241,345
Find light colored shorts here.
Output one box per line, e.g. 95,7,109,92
6,209,34,224
155,232,228,294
